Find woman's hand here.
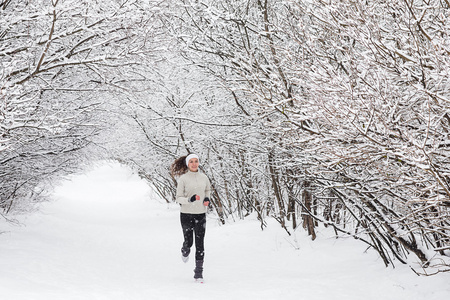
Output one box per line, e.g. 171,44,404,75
189,194,200,202
203,197,210,206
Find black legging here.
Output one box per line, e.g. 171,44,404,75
180,213,206,261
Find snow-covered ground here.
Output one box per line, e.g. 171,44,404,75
0,162,449,300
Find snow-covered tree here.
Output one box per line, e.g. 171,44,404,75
0,0,162,215
142,0,450,273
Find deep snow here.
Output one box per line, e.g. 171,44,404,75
0,162,449,300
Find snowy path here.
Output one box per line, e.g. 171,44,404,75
1,162,449,300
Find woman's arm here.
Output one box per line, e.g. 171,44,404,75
176,178,190,205
205,177,211,198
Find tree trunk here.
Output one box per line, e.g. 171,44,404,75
302,181,316,240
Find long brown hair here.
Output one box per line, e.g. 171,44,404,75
171,155,189,177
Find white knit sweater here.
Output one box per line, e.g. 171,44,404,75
176,170,211,214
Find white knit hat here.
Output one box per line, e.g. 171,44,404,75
185,154,199,167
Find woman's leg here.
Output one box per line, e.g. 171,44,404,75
193,213,206,261
193,213,206,279
180,213,194,257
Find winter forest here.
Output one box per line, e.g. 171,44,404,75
1,0,450,278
